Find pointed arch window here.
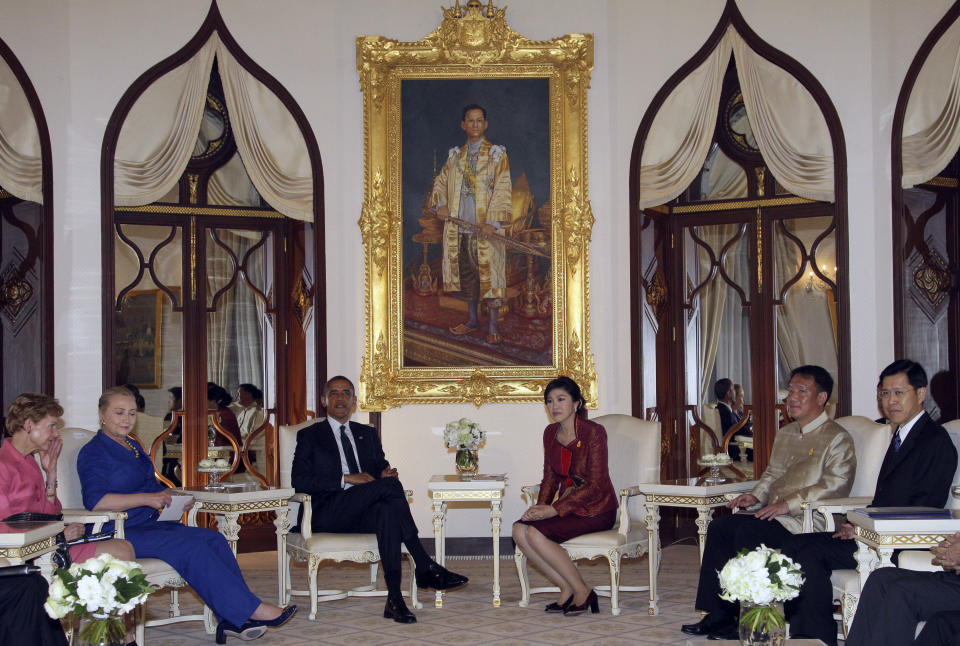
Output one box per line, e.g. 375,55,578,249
0,37,54,403
101,5,325,504
629,2,848,479
892,1,960,422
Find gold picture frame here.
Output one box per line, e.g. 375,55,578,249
357,1,596,409
114,288,165,389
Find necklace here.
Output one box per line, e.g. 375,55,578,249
122,437,140,458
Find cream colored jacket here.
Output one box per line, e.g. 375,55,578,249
750,412,856,533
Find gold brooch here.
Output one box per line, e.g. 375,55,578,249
577,440,581,448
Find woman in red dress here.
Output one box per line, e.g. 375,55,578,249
513,377,618,616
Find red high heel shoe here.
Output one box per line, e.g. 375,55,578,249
563,589,598,616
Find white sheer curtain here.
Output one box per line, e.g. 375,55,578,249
696,224,740,403
0,55,42,203
638,26,835,208
114,33,314,221
902,16,960,187
773,223,838,383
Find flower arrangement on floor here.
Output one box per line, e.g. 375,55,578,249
443,418,485,477
718,544,804,645
45,553,154,645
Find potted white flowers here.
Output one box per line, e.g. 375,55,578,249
718,544,804,645
45,553,154,646
443,418,485,478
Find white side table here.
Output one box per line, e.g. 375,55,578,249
0,520,63,580
637,477,757,615
427,474,506,607
180,483,295,605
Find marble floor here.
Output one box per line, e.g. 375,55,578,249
139,541,752,646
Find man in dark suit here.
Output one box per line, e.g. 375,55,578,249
780,359,958,646
715,378,751,462
291,375,468,624
846,531,960,646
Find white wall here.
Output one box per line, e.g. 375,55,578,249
0,0,951,535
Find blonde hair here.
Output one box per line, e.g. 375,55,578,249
5,393,63,437
98,386,138,415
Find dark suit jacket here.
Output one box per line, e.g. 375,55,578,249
291,419,390,523
871,412,957,508
536,417,618,518
717,402,737,435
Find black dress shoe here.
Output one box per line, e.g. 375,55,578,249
384,595,417,623
563,589,599,616
681,614,733,636
707,622,741,640
415,562,469,590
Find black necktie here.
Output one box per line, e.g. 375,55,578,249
340,424,360,474
893,427,902,452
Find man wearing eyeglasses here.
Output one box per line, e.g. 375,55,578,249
781,359,957,646
682,364,856,641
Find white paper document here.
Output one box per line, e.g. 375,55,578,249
158,495,193,521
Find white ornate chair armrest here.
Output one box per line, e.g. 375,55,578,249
60,508,124,534
288,492,312,539
802,496,872,533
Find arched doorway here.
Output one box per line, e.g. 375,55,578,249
629,0,849,482
100,3,325,548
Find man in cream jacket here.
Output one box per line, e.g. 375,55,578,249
681,364,855,641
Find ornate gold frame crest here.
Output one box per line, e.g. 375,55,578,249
356,0,596,409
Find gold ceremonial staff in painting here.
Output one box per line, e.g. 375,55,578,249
356,0,597,409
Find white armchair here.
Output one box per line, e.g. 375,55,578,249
514,414,660,615
279,419,420,621
57,427,210,645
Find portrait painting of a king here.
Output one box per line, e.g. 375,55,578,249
401,78,552,367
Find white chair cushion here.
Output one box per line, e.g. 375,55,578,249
898,550,942,572
831,568,861,595
138,557,187,587
289,532,379,552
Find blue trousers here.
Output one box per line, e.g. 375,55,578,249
126,521,260,627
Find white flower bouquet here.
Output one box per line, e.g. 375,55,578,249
698,452,733,466
443,418,485,449
718,544,804,638
45,553,154,645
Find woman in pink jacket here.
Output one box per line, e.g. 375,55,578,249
0,392,133,564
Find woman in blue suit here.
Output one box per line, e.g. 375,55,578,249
77,387,296,643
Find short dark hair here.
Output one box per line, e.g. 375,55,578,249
207,382,232,409
5,393,63,437
323,375,356,398
238,383,263,404
543,376,587,418
790,365,834,399
462,103,487,120
879,359,928,389
168,386,182,401
714,378,733,402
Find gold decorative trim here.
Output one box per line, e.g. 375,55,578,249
645,494,730,506
0,189,12,199
855,528,951,547
428,489,503,500
356,1,596,409
119,204,284,218
670,196,816,214
195,498,291,514
921,176,959,188
0,536,57,560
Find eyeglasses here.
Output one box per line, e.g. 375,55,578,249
877,387,914,400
